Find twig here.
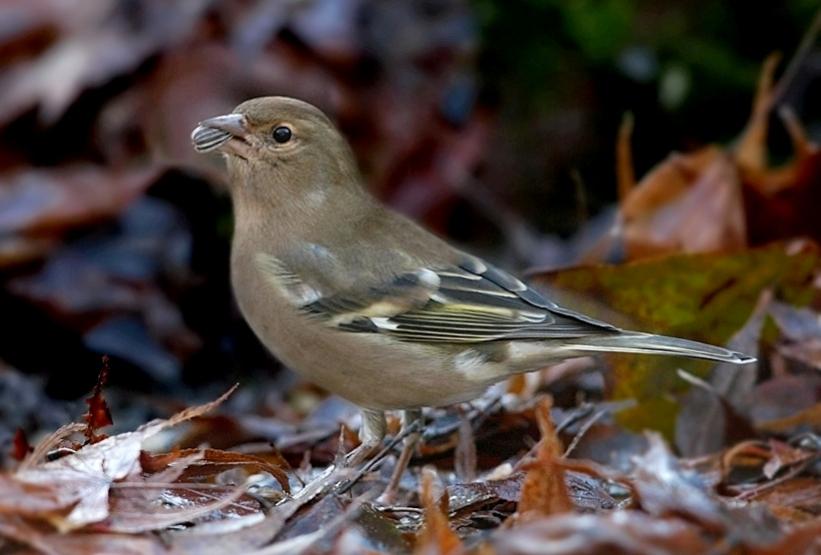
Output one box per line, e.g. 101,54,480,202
770,8,821,108
563,409,607,458
513,404,595,471
734,457,816,501
334,419,424,495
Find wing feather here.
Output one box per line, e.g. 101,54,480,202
293,254,619,343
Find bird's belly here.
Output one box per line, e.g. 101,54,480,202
276,330,491,409
232,268,493,409
250,316,491,409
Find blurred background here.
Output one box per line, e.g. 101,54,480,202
0,0,818,449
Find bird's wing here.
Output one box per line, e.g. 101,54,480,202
284,253,619,344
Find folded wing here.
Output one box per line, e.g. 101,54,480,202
300,255,620,343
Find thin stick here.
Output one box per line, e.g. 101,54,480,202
563,409,606,458
334,420,423,495
770,8,821,108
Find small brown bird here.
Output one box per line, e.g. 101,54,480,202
191,97,753,476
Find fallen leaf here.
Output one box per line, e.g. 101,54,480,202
631,433,725,531
0,515,168,555
734,54,780,174
747,519,821,555
140,448,290,494
0,165,159,236
761,440,813,480
514,397,573,522
83,356,113,443
751,376,820,430
2,385,236,531
756,403,821,435
530,241,820,436
416,467,462,555
674,290,767,456
10,429,31,462
0,0,210,125
619,146,746,259
490,512,709,555
747,477,821,524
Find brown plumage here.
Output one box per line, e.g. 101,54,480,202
192,96,754,468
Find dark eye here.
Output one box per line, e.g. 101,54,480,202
272,126,292,143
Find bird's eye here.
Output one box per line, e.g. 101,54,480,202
272,126,292,143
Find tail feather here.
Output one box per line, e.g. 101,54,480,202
562,331,755,365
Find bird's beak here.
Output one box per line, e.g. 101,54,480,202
191,114,250,154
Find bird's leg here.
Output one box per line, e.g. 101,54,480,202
379,408,423,504
344,409,386,467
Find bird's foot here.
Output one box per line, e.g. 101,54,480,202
342,437,383,467
377,409,423,504
342,408,386,466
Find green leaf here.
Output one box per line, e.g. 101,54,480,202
529,242,820,437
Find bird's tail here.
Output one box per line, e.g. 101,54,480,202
561,331,755,365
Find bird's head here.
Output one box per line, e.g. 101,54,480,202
191,97,362,214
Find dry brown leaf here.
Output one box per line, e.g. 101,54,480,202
0,236,57,268
0,385,236,532
18,422,86,471
83,356,113,444
491,512,710,555
140,448,291,493
10,429,32,462
514,397,573,522
0,165,160,236
734,53,780,173
0,0,210,125
607,56,821,261
620,147,746,259
619,146,718,222
674,290,767,457
756,404,821,434
616,112,636,201
106,481,250,534
747,519,821,555
416,467,463,555
0,514,168,555
632,433,726,531
745,477,821,525
761,440,813,480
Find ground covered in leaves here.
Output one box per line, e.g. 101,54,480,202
0,1,819,554
1,308,819,555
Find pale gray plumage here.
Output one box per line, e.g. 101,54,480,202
191,96,755,467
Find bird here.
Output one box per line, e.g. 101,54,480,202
191,96,754,490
